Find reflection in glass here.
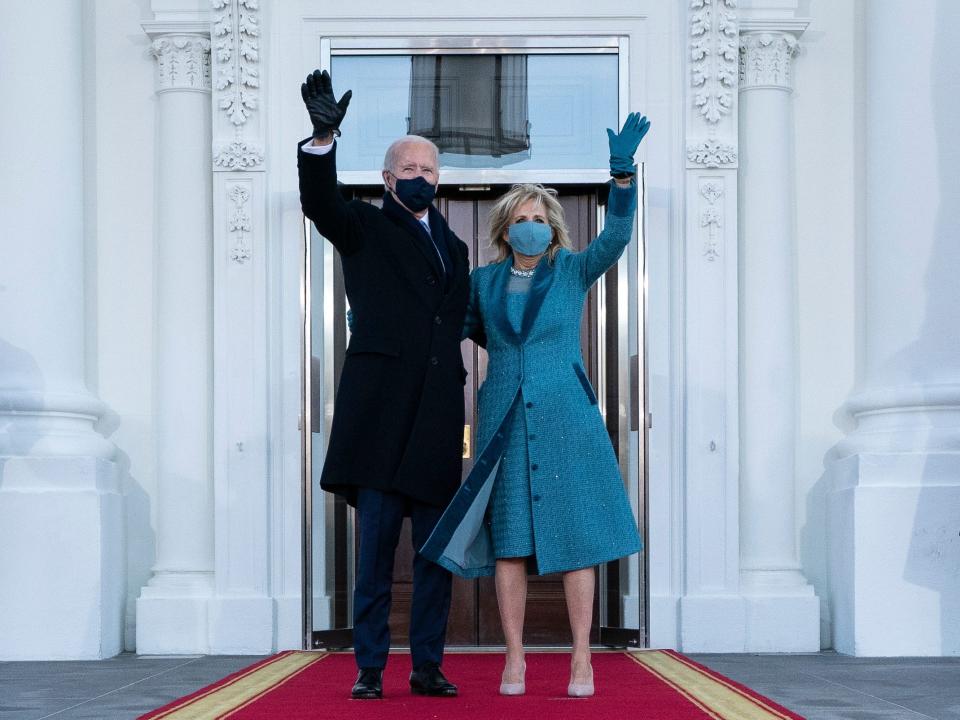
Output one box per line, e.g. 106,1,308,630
310,223,355,636
408,55,530,160
332,54,618,171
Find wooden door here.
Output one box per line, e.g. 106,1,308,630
352,186,607,647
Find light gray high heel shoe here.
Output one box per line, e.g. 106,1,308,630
567,660,594,697
499,660,526,696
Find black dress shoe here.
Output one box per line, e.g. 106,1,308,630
351,667,383,699
409,662,458,697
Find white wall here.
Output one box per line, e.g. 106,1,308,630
791,0,858,649
86,0,158,652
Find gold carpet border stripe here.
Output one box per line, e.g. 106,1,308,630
154,652,328,720
628,651,791,720
148,652,298,719
220,654,327,719
662,651,794,720
627,653,724,720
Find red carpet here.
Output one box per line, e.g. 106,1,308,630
139,650,805,719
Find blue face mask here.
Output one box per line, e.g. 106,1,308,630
391,175,436,213
508,221,553,256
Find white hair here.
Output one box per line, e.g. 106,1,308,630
382,135,440,173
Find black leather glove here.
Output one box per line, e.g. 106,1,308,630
301,69,352,138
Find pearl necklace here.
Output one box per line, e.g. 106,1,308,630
509,266,536,278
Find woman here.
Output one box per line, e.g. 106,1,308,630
421,113,650,697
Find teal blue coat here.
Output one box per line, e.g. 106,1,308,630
421,180,643,577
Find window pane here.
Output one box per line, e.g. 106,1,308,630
331,53,618,172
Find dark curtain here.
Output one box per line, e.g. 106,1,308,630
407,55,529,157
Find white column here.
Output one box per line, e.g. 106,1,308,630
738,25,819,651
829,0,960,656
136,33,216,654
0,0,122,659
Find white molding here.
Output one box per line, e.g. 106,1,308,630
682,171,741,610
227,182,253,262
151,35,212,92
686,138,738,169
212,0,261,127
142,20,211,38
690,0,738,124
738,17,810,34
739,31,800,91
687,0,739,169
698,179,724,261
208,0,271,652
214,140,265,170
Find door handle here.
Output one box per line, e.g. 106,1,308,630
463,424,471,459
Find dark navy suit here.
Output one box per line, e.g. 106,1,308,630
354,489,451,668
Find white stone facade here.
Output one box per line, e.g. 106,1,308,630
0,0,956,659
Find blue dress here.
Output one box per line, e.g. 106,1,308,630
490,282,535,558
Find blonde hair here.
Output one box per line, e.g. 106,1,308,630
488,184,572,263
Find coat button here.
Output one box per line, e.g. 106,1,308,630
532,494,541,502
531,463,538,471
426,275,437,285
528,433,536,441
430,356,439,365
434,315,442,325
525,401,533,409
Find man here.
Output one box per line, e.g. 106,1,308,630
298,69,469,699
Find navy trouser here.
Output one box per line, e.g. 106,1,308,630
353,488,452,670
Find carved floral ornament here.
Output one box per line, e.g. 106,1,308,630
228,184,252,263
214,141,264,170
739,32,800,91
699,180,724,262
151,36,211,91
687,138,737,168
212,0,260,126
687,0,738,168
690,0,738,124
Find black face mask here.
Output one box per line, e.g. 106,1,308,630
391,175,437,213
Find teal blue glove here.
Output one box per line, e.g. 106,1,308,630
607,112,651,177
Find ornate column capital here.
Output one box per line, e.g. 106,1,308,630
151,35,212,92
738,30,802,92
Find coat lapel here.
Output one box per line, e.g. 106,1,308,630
519,255,555,341
382,193,445,278
486,259,520,344
485,254,557,345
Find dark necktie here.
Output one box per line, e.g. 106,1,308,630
423,219,451,280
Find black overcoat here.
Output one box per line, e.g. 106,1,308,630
298,139,470,508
